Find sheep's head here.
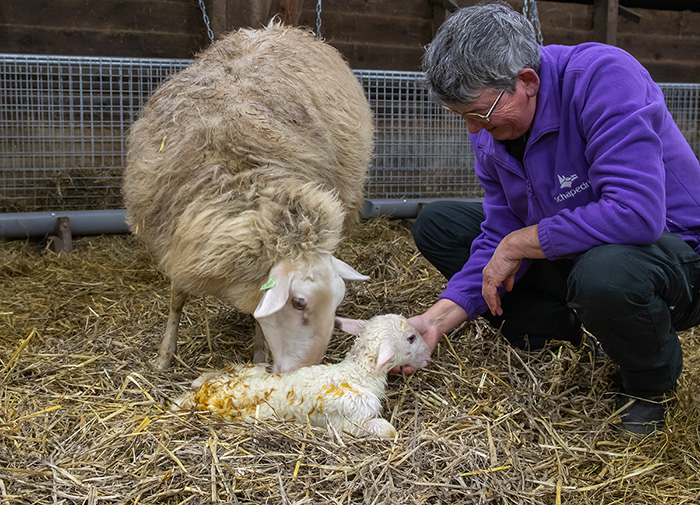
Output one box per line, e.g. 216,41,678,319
254,254,369,373
337,314,431,373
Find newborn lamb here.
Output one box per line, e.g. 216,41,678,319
174,314,430,438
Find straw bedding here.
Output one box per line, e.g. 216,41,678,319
1,217,699,504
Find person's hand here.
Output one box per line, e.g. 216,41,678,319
391,314,438,375
482,244,521,316
389,299,468,375
482,225,545,316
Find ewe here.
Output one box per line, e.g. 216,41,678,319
122,24,374,371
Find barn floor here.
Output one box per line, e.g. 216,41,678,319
1,217,699,504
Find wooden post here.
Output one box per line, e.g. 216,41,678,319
593,0,619,46
50,216,73,253
268,0,304,26
430,0,457,39
210,0,228,37
208,0,274,35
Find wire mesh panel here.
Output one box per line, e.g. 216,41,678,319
356,70,479,201
1,54,699,214
0,54,190,213
660,83,700,157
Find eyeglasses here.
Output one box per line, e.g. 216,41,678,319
443,86,507,123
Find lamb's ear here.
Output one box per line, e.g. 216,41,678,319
335,317,366,335
254,265,293,318
376,339,396,372
332,256,370,281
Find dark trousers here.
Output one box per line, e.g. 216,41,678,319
413,200,700,398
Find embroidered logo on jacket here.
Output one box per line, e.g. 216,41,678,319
554,178,591,203
558,174,578,189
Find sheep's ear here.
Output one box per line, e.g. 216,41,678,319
335,317,366,335
332,256,370,281
254,266,293,318
376,339,396,372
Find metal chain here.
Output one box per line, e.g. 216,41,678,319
198,0,215,45
315,0,323,38
523,0,544,45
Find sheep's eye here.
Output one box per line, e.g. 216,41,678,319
291,297,307,310
407,334,416,344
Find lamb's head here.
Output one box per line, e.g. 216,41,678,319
254,254,369,373
337,314,431,374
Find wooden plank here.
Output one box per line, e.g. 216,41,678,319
327,41,424,71
0,0,203,33
313,0,434,18
545,26,700,58
640,60,700,83
529,2,593,37
617,33,700,62
298,9,433,45
618,8,700,37
0,26,208,58
539,0,700,12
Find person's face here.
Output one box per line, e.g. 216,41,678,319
444,69,540,141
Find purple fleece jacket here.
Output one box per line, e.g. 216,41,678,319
441,43,700,319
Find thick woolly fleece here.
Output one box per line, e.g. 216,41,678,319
122,23,374,314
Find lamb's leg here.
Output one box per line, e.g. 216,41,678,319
155,283,189,369
360,418,397,439
252,321,270,364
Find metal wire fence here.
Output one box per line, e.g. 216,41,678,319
1,53,698,213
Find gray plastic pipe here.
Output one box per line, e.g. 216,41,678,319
0,199,484,238
0,210,130,238
360,198,481,219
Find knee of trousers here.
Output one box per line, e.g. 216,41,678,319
567,244,657,316
411,202,444,251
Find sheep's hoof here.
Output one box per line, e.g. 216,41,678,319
154,354,172,370
362,418,397,439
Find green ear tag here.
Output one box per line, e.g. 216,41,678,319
260,276,276,291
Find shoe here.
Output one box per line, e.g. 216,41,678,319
613,395,666,438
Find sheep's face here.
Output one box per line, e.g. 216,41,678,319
388,318,432,372
338,315,432,372
254,255,368,373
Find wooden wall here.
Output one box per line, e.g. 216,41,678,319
0,0,210,59
534,0,700,82
1,0,698,82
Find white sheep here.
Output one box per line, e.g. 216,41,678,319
174,314,431,438
122,23,374,371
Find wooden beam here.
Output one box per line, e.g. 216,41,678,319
209,0,228,37
430,0,451,40
593,0,619,45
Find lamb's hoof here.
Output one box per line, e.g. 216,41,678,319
362,418,397,439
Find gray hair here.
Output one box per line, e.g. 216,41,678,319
422,1,541,105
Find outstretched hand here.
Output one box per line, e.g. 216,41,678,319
482,225,545,316
389,299,469,375
482,246,521,316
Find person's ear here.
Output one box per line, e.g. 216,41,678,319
518,68,540,98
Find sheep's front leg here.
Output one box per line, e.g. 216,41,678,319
253,321,270,364
155,283,189,369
